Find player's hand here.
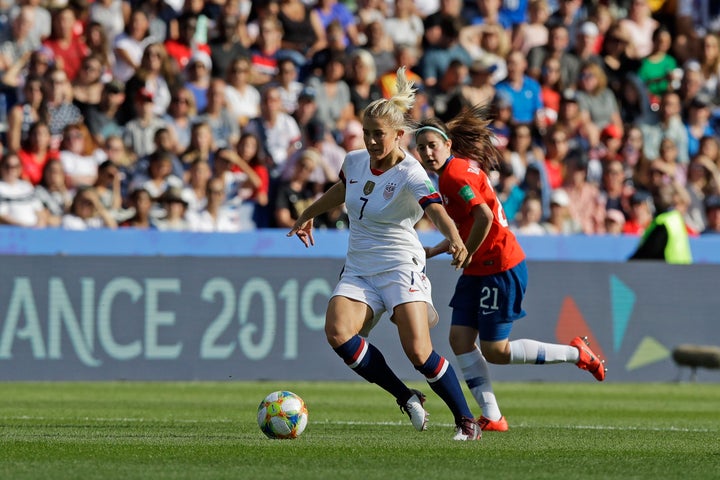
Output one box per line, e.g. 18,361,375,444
462,254,473,269
448,241,468,270
287,217,315,248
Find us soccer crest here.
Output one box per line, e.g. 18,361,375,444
363,181,375,195
383,182,397,200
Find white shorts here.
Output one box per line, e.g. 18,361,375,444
332,267,439,337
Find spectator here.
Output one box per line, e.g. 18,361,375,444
85,80,126,145
34,158,72,226
41,67,83,149
313,0,360,49
464,57,498,106
183,51,212,114
164,12,211,72
71,53,105,120
502,161,551,223
378,43,423,99
120,187,158,228
601,158,631,216
112,9,155,83
623,190,654,235
699,135,720,168
88,0,125,48
542,188,581,234
604,208,626,234
538,56,563,127
431,58,469,122
513,0,549,55
555,88,597,151
83,21,114,81
179,121,214,172
629,182,692,263
6,76,44,154
561,148,607,234
122,87,169,161
576,61,623,134
0,152,49,227
546,0,584,44
617,73,655,126
223,56,261,128
61,185,117,230
122,43,177,123
308,19,350,78
504,123,544,184
1,47,53,91
474,24,510,85
18,121,58,185
419,16,472,90
273,148,319,228
684,94,715,159
347,49,382,119
282,118,343,193
9,0,51,47
542,125,570,190
510,194,546,235
527,24,580,89
702,195,720,234
384,0,424,48
93,159,123,220
640,90,689,164
196,78,240,150
162,86,196,156
638,25,677,97
182,158,212,214
488,92,513,151
208,14,250,79
244,84,302,178
571,21,603,68
305,51,354,138
0,6,41,73
272,57,303,115
601,23,641,99
361,19,395,78
59,122,106,188
187,176,248,231
129,150,184,200
42,7,88,81
684,154,720,232
277,0,327,61
698,33,720,100
495,50,544,128
155,186,191,231
248,15,286,87
235,132,271,219
618,0,659,60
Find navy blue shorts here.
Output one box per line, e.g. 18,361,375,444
449,260,528,341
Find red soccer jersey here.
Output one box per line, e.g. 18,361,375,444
439,156,525,276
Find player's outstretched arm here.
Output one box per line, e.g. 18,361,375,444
424,203,467,270
287,181,346,247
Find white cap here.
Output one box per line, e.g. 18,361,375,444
580,22,599,37
550,189,570,207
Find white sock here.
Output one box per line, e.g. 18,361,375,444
509,339,580,365
456,347,502,421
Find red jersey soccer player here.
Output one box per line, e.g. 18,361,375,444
415,107,607,432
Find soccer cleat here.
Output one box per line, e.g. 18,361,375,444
452,417,482,441
398,388,428,431
477,415,509,432
570,336,607,381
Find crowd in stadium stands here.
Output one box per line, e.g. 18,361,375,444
0,0,720,234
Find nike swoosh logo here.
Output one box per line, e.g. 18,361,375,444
349,180,358,184
409,288,420,293
481,310,494,315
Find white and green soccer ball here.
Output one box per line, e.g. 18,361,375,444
257,391,308,439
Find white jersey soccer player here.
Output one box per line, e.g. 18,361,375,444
340,149,441,277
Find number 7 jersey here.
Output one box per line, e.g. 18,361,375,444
439,156,525,276
340,149,442,276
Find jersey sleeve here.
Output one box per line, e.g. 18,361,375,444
408,164,442,209
445,163,488,210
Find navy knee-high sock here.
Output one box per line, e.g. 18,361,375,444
416,351,473,423
334,335,411,402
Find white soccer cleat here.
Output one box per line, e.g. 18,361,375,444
398,389,428,431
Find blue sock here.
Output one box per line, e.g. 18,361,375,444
416,351,473,423
334,335,411,401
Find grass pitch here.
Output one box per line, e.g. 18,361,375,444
1,381,719,480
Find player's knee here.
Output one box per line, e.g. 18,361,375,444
483,346,510,364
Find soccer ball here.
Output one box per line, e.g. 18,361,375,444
257,391,308,439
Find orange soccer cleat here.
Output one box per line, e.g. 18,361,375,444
570,336,607,381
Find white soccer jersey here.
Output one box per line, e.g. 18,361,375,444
341,149,441,276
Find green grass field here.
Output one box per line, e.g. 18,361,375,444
1,381,719,480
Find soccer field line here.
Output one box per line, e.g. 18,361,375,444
2,416,715,433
